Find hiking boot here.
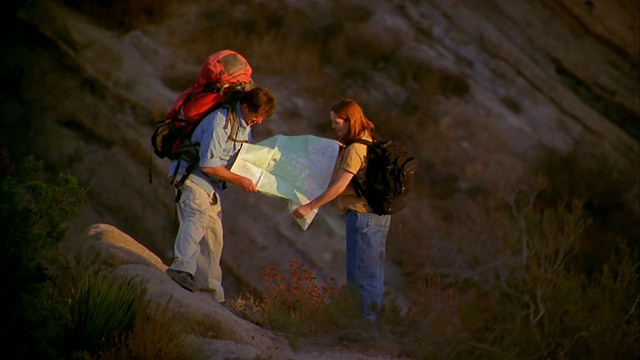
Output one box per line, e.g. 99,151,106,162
166,268,198,292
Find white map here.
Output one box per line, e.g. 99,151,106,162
230,135,339,230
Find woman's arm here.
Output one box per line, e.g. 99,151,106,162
292,169,354,218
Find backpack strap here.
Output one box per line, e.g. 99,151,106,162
222,106,250,144
349,139,373,199
352,139,373,146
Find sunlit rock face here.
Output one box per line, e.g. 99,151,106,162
3,0,637,298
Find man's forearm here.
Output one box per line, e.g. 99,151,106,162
201,166,244,185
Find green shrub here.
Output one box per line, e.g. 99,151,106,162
61,271,146,356
0,151,206,359
1,150,85,359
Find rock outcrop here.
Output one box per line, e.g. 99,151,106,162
70,223,280,358
66,223,409,359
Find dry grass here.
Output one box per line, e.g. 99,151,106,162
98,299,201,360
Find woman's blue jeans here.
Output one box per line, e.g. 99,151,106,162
344,210,391,321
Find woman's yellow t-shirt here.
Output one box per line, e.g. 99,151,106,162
337,141,373,215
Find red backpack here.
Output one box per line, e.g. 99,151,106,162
151,50,254,161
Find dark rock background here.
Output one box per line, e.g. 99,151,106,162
2,0,638,303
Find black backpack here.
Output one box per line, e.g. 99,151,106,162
351,139,417,215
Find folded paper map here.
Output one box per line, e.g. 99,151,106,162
230,135,339,230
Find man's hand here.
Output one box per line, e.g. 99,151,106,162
201,166,258,192
238,176,258,193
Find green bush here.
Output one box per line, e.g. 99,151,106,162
62,272,146,356
61,273,201,360
0,150,200,359
1,150,85,359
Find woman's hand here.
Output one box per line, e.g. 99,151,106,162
292,204,313,219
291,169,354,220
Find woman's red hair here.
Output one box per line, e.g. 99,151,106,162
330,99,376,144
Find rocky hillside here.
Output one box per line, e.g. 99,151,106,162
3,0,638,305
68,223,407,359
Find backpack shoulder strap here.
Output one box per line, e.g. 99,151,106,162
351,138,373,146
222,102,250,144
348,139,373,199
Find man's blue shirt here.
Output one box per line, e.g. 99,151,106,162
169,103,252,195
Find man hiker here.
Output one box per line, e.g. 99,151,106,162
166,87,277,303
